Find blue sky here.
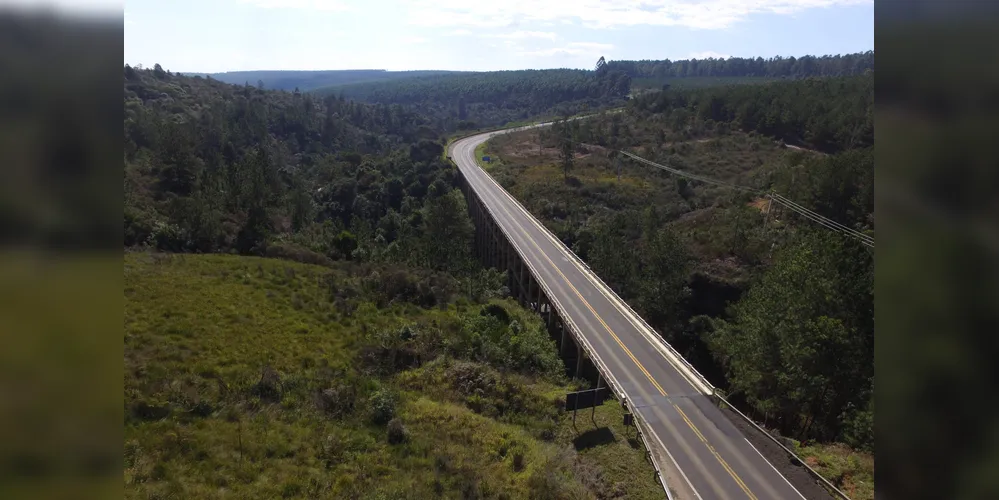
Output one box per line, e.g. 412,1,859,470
117,0,872,72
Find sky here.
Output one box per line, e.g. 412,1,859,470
44,0,872,72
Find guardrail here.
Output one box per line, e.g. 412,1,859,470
713,393,854,500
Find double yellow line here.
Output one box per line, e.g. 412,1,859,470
472,158,758,500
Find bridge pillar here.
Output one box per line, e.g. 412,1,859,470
517,261,530,306
576,345,585,379
489,227,496,268
560,323,569,357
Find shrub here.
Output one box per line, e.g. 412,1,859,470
513,450,526,472
369,389,397,425
386,418,408,444
317,383,357,418
265,243,333,266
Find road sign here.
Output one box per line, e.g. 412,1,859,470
565,387,608,411
482,155,491,163
624,412,634,426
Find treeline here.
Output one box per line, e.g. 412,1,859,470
124,65,479,277
191,68,460,92
606,51,873,79
630,74,874,153
318,68,631,130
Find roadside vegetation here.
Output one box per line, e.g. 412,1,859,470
482,75,874,498
124,253,662,499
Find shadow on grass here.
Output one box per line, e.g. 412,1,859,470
572,427,617,452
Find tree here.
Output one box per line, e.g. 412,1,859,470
419,190,474,273
637,225,691,332
557,119,575,180
236,204,270,255
709,231,873,443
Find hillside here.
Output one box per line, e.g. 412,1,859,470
316,69,631,131
189,69,460,92
124,65,467,266
124,253,663,499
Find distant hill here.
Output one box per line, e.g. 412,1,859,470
183,69,461,91
315,68,632,130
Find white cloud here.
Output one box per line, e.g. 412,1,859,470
482,30,557,42
405,0,871,30
403,36,428,44
521,41,613,57
688,50,729,59
448,29,473,36
237,0,350,11
5,0,121,16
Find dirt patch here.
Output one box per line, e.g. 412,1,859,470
748,198,771,213
717,404,836,500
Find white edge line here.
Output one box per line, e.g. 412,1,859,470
454,135,694,500
645,411,704,500
744,438,808,500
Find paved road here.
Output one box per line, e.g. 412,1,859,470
450,126,808,500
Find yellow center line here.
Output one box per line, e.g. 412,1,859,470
466,156,758,500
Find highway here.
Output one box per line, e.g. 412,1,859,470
450,126,809,500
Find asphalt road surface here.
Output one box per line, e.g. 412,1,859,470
450,126,809,500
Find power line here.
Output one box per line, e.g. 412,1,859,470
619,149,875,248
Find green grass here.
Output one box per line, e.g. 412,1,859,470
124,252,663,499
796,442,874,500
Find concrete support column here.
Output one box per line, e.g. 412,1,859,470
576,345,585,379
559,321,568,357
519,262,531,307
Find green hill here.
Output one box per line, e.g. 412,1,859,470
188,69,460,91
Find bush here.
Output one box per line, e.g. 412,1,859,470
265,243,333,266
386,418,408,444
369,389,397,425
513,450,526,472
317,383,357,418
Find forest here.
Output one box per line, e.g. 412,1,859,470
318,68,632,131
484,73,875,467
606,51,874,79
190,69,460,92
124,64,486,279
628,74,874,153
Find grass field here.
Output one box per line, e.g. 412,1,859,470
124,252,662,499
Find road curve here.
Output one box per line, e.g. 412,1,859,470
450,125,808,500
